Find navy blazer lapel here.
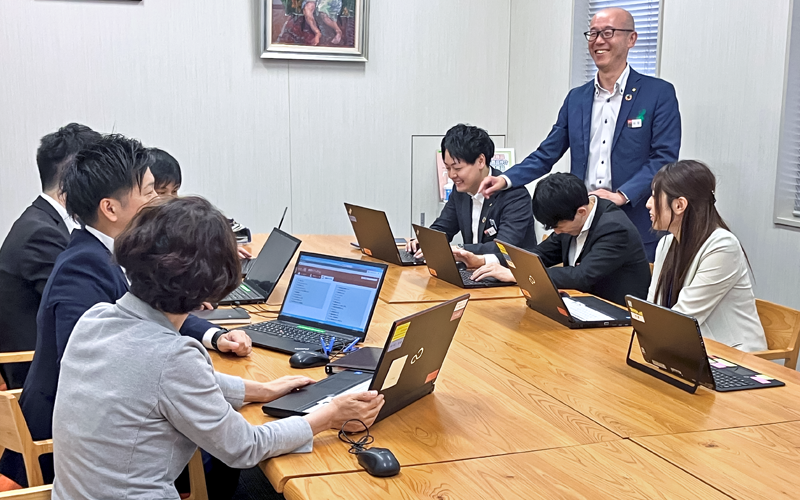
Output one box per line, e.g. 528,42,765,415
580,82,594,161
611,68,643,150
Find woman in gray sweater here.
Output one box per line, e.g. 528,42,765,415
51,196,384,499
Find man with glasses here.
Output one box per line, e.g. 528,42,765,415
479,7,680,261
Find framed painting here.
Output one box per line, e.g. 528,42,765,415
261,0,369,62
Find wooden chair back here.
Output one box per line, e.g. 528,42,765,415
0,390,52,487
185,449,208,500
0,485,51,499
752,299,800,370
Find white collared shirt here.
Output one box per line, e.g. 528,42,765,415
586,65,630,192
41,193,79,233
470,192,485,245
84,225,115,254
568,196,598,267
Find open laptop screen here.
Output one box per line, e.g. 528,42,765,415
279,253,386,334
246,228,301,295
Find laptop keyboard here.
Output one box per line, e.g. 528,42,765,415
224,283,263,302
712,369,756,389
563,297,614,322
247,321,357,350
459,269,498,285
399,249,423,263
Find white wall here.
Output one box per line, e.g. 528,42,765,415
0,0,511,239
2,0,799,310
659,0,800,310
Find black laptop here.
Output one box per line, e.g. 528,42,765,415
243,252,388,354
412,224,512,288
625,296,785,394
498,240,631,328
220,228,301,306
344,203,424,266
241,207,288,275
262,294,469,421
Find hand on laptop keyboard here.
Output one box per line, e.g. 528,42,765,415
469,262,514,283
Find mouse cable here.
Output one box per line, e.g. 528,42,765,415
338,419,374,454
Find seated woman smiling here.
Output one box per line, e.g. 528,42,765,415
646,160,767,353
51,196,383,500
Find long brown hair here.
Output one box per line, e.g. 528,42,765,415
652,160,739,307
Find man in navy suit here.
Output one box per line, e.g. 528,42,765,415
480,8,681,261
406,124,536,258
0,124,101,389
0,135,253,488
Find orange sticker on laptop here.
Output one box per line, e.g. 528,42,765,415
362,248,373,256
521,289,531,298
557,307,568,317
429,268,438,277
425,369,440,383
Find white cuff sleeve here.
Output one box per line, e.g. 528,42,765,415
484,253,500,265
202,327,221,350
500,174,513,189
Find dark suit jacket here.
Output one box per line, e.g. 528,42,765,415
0,197,70,389
505,68,681,259
431,168,536,254
531,199,650,306
0,228,216,486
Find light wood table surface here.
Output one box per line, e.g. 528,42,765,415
454,299,800,438
243,234,523,304
212,302,618,492
634,421,800,500
282,439,732,500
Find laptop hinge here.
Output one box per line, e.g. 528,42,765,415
626,329,700,394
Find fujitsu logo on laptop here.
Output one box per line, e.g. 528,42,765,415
528,276,535,285
411,348,424,364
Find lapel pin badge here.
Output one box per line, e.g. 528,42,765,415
481,217,487,223
625,94,632,101
632,87,637,92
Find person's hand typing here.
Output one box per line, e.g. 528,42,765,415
406,239,424,259
471,262,515,283
452,248,485,269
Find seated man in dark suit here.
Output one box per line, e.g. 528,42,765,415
0,124,101,390
455,173,650,305
0,135,254,488
406,123,536,257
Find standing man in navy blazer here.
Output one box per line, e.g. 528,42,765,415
479,7,680,261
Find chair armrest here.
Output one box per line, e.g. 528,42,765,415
751,349,791,360
32,439,53,457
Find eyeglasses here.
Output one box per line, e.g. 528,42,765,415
583,28,634,41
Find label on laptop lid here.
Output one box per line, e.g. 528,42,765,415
388,322,410,352
381,355,408,391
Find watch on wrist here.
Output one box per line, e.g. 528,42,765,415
211,329,229,351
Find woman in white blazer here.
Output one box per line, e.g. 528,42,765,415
645,160,767,353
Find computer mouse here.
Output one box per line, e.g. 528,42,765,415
289,351,330,369
356,447,401,477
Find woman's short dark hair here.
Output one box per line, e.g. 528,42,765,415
531,173,589,230
62,134,152,226
115,196,240,314
440,124,494,166
150,148,182,191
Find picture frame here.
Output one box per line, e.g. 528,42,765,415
260,0,369,62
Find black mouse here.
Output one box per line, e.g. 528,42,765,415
356,447,400,477
289,351,330,369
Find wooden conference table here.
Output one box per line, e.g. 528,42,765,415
210,234,800,499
